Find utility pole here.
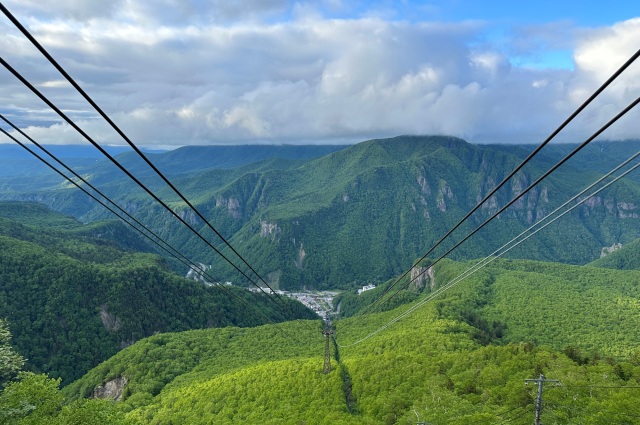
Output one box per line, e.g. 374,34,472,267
323,329,333,374
525,374,559,425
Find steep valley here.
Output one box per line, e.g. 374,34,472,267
2,136,640,290
1,136,640,424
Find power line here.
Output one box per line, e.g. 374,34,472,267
545,400,640,419
0,2,285,305
497,408,530,424
337,144,640,347
560,385,640,389
0,124,280,328
338,155,640,347
0,115,194,269
0,57,288,311
381,141,640,315
372,94,640,313
0,121,288,328
358,47,640,317
2,3,637,341
2,4,322,334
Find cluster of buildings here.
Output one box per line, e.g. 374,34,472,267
357,284,376,295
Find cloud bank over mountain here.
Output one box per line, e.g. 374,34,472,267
1,1,639,146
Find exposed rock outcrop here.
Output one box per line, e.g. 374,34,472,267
601,243,623,258
216,195,242,219
99,305,121,332
436,181,454,212
93,376,128,401
294,242,306,270
416,174,432,195
260,221,281,240
409,265,435,291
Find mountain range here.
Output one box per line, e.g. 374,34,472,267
1,136,640,290
1,135,640,423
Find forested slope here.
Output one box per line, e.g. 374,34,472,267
2,137,640,290
427,259,640,358
589,237,640,270
0,202,316,385
159,136,640,290
53,257,640,424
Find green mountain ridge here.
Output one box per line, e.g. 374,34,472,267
3,137,640,423
1,136,640,291
199,136,640,289
0,203,316,385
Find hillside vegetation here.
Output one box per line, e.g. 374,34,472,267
41,256,640,424
2,137,640,289
589,237,640,270
0,202,316,385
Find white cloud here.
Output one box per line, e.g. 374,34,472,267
7,0,123,22
3,0,290,24
0,2,639,147
574,18,640,92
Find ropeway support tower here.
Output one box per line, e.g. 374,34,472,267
323,329,333,374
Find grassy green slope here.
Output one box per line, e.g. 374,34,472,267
429,259,640,358
65,258,640,424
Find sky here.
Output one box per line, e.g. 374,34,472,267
0,0,639,147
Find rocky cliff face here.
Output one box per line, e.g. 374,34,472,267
409,265,435,291
200,138,640,289
3,136,640,290
216,195,243,219
92,376,128,401
99,305,122,332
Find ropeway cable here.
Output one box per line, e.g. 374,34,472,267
0,3,285,305
337,147,640,347
0,57,289,311
0,123,290,328
338,159,640,347
372,94,640,313
359,47,640,316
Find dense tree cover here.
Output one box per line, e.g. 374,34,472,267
425,259,640,358
3,138,640,289
343,343,640,424
197,136,640,289
491,139,640,185
590,237,640,270
62,321,324,404
54,256,640,424
339,257,640,359
0,205,316,385
0,319,24,387
137,358,355,424
0,323,132,425
0,202,155,258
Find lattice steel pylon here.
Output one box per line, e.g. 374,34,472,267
323,329,334,374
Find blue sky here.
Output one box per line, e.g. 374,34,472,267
313,0,638,69
351,0,637,26
0,0,639,146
